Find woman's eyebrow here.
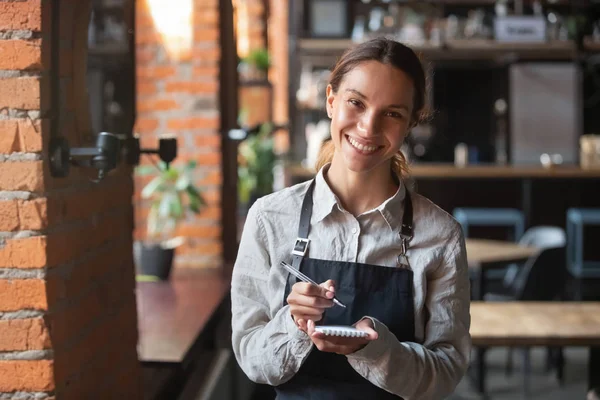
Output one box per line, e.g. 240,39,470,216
345,88,409,111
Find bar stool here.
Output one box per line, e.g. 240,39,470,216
453,207,525,281
566,208,600,300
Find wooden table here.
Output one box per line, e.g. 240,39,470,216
470,302,600,396
466,238,538,300
136,269,231,399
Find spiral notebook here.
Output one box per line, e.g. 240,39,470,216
314,326,369,338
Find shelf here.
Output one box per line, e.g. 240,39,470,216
297,39,578,62
584,37,600,53
284,162,600,180
351,0,571,4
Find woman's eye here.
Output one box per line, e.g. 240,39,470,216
348,99,362,108
386,111,404,119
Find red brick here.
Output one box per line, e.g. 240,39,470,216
165,81,218,94
0,0,42,31
136,46,157,64
194,134,221,149
46,239,131,307
0,360,54,392
192,47,220,62
198,151,221,166
197,206,221,220
0,161,44,191
0,280,48,312
44,212,132,270
0,40,42,70
202,188,221,205
175,224,221,238
0,77,41,109
138,98,178,113
137,82,157,96
0,198,48,231
199,169,222,185
0,235,47,268
194,9,219,26
0,119,44,153
193,66,219,79
135,10,155,29
0,319,51,351
194,28,219,43
137,66,176,80
166,117,219,130
134,117,159,133
135,28,161,46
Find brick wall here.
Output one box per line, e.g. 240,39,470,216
268,0,289,152
0,0,141,398
134,0,222,270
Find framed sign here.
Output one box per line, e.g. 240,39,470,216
308,0,348,38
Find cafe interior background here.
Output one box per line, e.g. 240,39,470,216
0,0,599,399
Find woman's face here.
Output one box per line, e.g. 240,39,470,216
326,60,415,174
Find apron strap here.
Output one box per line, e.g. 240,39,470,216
288,179,316,289
400,189,413,241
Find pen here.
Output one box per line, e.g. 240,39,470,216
280,261,346,308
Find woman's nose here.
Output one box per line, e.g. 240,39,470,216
357,111,379,136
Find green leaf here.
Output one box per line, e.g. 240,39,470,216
135,165,158,176
141,176,165,198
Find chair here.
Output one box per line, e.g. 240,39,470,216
454,207,525,280
566,208,600,300
484,226,568,396
453,207,525,240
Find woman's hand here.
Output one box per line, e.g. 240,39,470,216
287,279,336,323
296,318,379,355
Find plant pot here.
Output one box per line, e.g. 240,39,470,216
134,241,175,281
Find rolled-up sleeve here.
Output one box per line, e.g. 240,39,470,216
231,200,314,385
347,230,472,400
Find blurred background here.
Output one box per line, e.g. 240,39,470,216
0,0,599,399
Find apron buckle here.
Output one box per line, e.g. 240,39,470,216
397,237,410,268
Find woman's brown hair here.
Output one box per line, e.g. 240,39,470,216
315,37,429,179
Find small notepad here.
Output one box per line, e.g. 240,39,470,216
314,326,369,338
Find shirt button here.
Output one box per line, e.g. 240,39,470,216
351,227,358,234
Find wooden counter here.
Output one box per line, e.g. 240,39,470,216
285,163,600,181
137,268,232,400
137,269,231,363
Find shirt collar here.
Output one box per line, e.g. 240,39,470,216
311,164,408,232
312,165,339,223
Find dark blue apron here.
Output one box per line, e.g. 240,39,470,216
275,179,416,400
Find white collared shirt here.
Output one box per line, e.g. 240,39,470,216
231,166,471,400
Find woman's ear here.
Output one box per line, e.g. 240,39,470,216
326,84,334,118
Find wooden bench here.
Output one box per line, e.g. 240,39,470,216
470,301,600,397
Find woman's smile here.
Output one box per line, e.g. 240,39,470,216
344,134,383,155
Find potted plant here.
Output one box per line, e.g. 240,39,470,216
238,47,271,81
135,160,205,281
238,122,276,210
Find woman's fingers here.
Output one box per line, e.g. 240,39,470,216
287,287,334,308
289,305,325,318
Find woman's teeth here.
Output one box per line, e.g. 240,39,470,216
347,136,378,153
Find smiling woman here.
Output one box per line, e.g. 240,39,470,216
316,38,430,184
231,37,471,400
